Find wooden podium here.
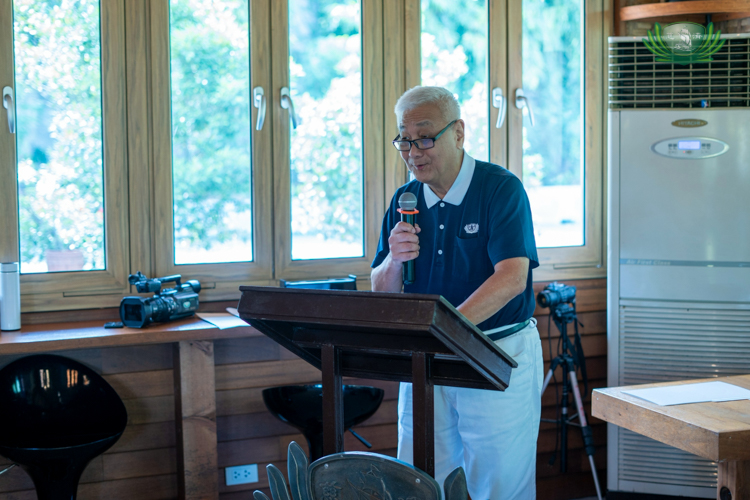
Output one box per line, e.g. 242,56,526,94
237,287,517,476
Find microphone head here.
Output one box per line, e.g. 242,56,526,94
398,192,418,211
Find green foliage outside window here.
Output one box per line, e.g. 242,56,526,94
14,0,105,272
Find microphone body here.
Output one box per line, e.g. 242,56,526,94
400,210,416,285
397,192,419,286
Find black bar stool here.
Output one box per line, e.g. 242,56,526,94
0,354,128,500
263,384,384,461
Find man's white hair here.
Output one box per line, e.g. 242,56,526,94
394,86,460,124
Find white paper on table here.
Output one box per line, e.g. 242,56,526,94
622,381,750,406
195,312,248,330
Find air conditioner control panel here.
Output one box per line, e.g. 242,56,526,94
652,137,730,159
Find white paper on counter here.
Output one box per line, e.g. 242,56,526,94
622,381,750,406
195,312,248,330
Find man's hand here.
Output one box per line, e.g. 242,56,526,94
388,221,421,264
371,222,421,292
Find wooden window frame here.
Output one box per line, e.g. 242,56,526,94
0,0,132,312
149,0,275,302
403,0,608,282
270,0,385,282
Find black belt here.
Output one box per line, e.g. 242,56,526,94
486,319,531,341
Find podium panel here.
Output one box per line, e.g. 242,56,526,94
237,287,517,476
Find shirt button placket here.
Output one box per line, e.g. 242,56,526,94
437,203,445,260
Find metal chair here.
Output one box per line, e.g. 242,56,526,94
254,441,468,500
0,354,128,500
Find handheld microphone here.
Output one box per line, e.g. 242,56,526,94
397,192,419,285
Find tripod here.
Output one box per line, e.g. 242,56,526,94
540,302,603,500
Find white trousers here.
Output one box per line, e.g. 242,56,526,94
397,319,544,500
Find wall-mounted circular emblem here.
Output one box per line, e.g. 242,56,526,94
672,119,708,128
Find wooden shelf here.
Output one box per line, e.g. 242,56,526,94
620,0,750,22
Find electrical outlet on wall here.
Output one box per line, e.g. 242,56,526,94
225,464,259,486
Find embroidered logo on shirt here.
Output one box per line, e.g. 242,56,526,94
464,223,479,234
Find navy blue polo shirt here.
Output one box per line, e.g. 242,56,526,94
372,156,539,331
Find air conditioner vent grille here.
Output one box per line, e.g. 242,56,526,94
609,35,750,109
617,303,750,492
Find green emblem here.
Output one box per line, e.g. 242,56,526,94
642,22,725,65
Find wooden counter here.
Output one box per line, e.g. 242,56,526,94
0,316,262,500
0,316,262,355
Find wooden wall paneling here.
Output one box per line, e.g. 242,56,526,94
76,475,178,500
213,337,280,365
101,448,176,481
215,358,322,391
124,395,175,425
173,340,219,499
101,344,173,374
0,0,19,265
109,421,176,454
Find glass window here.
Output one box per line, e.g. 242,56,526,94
14,0,105,273
288,0,364,260
521,0,584,248
421,0,489,162
169,0,253,265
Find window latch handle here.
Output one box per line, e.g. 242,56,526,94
2,86,15,134
515,88,535,127
491,87,506,129
253,87,266,131
280,87,299,129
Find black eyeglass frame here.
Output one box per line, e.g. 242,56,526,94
392,119,458,151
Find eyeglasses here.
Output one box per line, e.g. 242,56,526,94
392,120,457,152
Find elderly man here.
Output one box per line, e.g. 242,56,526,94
371,86,543,499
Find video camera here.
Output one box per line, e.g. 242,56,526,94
537,282,576,310
119,272,201,328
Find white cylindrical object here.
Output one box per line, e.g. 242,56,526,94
0,262,21,331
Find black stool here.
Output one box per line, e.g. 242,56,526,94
0,354,128,500
263,384,384,461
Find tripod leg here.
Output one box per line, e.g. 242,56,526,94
541,357,562,396
568,370,603,500
541,367,555,395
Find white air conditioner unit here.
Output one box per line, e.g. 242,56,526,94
607,33,750,498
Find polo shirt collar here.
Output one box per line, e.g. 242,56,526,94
423,152,476,209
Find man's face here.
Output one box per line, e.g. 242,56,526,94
397,104,464,192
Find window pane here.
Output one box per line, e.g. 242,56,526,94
522,0,584,248
421,0,488,162
169,0,253,265
14,0,105,273
289,0,364,260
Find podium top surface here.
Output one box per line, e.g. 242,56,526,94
592,375,750,462
237,287,517,391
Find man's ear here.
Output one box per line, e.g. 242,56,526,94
454,119,466,148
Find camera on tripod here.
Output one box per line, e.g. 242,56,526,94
535,281,602,500
119,272,201,328
537,282,576,310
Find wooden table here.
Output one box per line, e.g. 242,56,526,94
592,375,750,500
